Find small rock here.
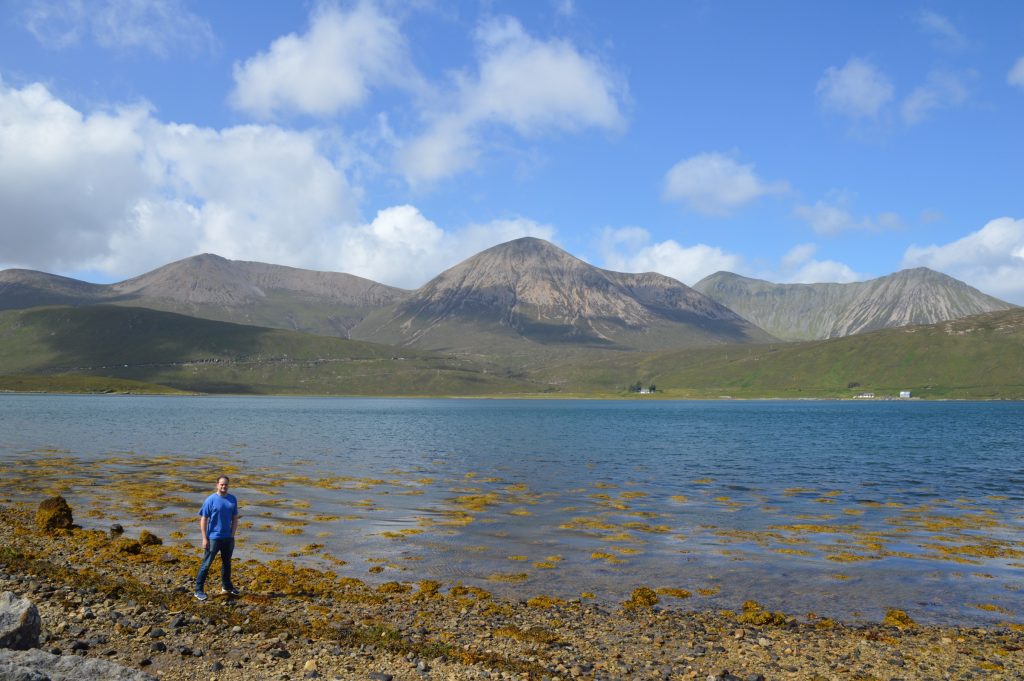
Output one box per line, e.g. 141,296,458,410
733,629,745,640
110,523,125,537
139,530,163,546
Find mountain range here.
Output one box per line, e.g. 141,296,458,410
1,237,1020,397
1,238,1014,357
693,268,1014,341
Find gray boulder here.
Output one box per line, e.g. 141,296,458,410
0,648,156,680
0,592,41,650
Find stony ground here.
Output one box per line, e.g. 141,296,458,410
1,504,1022,681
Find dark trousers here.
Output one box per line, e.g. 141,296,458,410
195,537,234,592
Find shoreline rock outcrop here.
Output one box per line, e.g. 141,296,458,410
0,591,41,650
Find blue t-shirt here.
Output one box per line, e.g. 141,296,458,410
199,492,238,540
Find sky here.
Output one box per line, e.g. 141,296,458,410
1,1,1023,302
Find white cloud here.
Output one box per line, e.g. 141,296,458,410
787,259,861,284
1008,57,1024,90
794,192,903,235
779,244,861,283
598,227,743,285
901,70,970,125
902,217,1024,303
22,0,215,56
231,3,419,119
917,11,966,50
780,244,861,282
398,16,624,185
0,78,152,269
781,243,818,269
662,152,788,215
0,76,558,288
816,57,893,119
333,208,555,288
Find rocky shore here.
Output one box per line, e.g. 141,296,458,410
1,501,1021,680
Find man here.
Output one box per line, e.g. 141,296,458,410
194,475,240,601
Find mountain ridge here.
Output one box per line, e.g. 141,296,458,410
693,267,1015,341
0,254,409,338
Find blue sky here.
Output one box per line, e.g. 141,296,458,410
2,1,1023,302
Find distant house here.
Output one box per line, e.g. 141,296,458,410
899,390,911,399
853,392,875,399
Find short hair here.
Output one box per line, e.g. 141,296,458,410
217,475,230,484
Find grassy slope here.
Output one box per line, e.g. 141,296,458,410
540,308,1024,399
2,305,1023,399
0,374,189,394
0,306,541,396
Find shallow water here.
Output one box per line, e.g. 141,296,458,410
1,394,1022,625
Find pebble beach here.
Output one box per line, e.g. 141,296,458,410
2,503,1022,681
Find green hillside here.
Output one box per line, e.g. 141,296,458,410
2,305,1022,399
543,308,1024,399
0,306,541,396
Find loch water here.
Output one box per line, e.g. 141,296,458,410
2,394,1022,625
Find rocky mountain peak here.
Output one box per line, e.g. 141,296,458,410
354,237,773,352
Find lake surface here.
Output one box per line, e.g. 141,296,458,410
2,394,1022,625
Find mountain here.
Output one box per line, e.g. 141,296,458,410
351,237,774,354
0,254,408,338
693,268,1015,341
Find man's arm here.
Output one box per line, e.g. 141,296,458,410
230,511,238,537
199,515,208,549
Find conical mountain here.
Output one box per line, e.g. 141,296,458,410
693,268,1015,341
0,254,408,337
351,237,774,353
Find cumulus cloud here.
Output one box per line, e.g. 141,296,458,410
917,11,966,50
231,3,420,119
22,0,215,56
902,217,1024,303
816,57,893,119
794,192,903,235
399,16,624,185
662,152,788,215
0,77,552,288
901,70,970,125
598,227,743,285
0,78,153,269
779,243,861,284
1008,57,1024,90
332,207,555,287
